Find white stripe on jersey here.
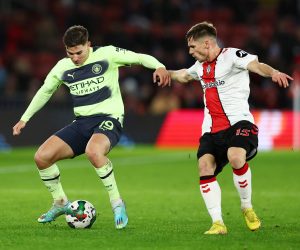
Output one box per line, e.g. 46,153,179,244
187,48,257,134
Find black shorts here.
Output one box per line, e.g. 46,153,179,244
197,120,258,176
54,115,122,156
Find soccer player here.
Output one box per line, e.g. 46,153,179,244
158,21,293,234
12,25,171,229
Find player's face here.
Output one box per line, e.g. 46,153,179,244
66,42,91,66
187,37,209,62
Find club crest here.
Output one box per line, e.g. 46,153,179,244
92,64,102,74
206,65,211,74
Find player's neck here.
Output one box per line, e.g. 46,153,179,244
207,47,221,62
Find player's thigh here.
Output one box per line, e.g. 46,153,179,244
229,120,258,162
35,135,74,165
85,133,111,167
198,154,217,176
197,132,229,176
85,133,111,156
87,116,122,156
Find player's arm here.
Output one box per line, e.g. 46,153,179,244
153,69,193,87
13,84,56,135
13,73,61,136
135,53,171,86
169,69,194,84
128,53,171,86
111,46,170,86
247,59,293,88
156,69,195,87
13,120,27,136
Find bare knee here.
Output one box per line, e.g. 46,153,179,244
34,149,54,169
199,159,215,176
228,156,244,169
227,147,247,169
85,148,106,168
228,153,245,169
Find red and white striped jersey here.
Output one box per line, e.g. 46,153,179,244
187,48,257,134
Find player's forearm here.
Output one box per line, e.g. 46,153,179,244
169,69,191,83
248,60,278,78
137,53,165,69
258,63,278,77
20,87,54,122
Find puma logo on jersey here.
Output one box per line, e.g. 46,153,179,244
67,72,75,79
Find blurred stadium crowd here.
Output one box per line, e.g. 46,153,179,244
0,0,299,115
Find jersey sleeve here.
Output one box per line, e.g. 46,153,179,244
187,63,200,80
109,45,165,69
20,63,63,122
232,48,257,70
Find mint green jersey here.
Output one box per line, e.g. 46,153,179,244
21,46,165,126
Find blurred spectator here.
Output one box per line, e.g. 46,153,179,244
149,88,181,115
4,9,34,54
34,16,60,52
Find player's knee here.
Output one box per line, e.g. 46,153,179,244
85,148,105,167
85,148,96,163
228,154,244,169
199,160,214,176
34,150,53,169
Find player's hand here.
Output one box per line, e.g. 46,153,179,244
153,67,171,87
271,70,293,88
13,120,26,136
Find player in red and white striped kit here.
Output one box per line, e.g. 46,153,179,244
161,21,293,234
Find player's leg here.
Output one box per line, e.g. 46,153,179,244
227,146,261,230
198,153,227,234
227,147,251,208
86,132,128,229
228,121,261,230
34,135,74,222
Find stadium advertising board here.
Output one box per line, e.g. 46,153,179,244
156,110,300,150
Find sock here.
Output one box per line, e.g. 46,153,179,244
38,164,68,206
232,162,252,209
199,176,223,223
95,159,121,207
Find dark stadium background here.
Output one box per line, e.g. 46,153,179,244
0,0,299,148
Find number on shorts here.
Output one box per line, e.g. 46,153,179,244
99,120,114,131
236,128,250,136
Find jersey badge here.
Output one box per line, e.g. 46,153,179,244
92,64,102,74
206,65,211,74
236,50,248,58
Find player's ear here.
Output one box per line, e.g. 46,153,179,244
204,40,209,49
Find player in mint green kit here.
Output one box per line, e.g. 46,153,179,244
13,25,171,229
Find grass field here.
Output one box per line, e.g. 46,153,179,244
0,146,299,250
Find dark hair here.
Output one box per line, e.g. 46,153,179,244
186,21,217,41
63,25,89,47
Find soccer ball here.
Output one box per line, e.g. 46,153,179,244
65,200,97,228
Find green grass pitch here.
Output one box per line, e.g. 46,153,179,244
0,146,299,250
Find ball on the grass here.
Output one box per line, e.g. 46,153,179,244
65,200,96,229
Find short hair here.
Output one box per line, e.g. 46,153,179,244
63,25,89,47
186,21,217,41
